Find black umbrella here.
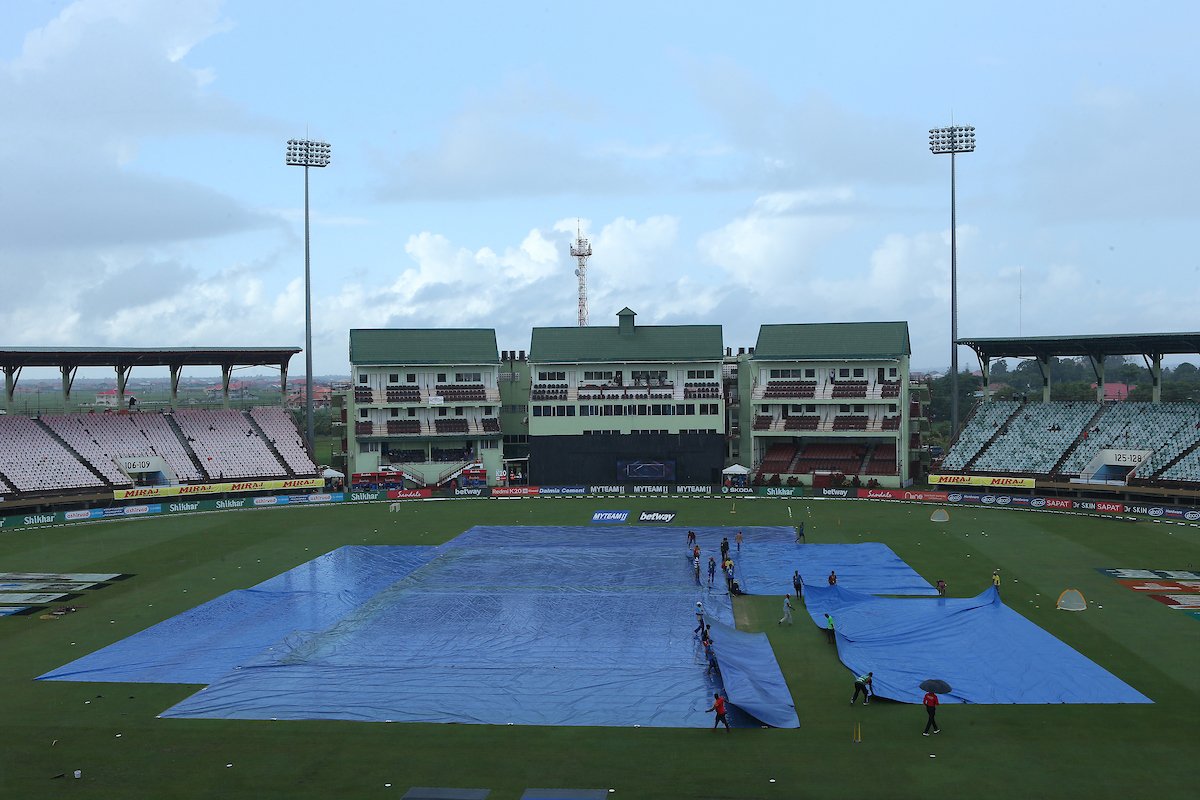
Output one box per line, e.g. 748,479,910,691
920,679,952,694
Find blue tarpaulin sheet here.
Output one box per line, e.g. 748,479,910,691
706,617,798,728
41,527,800,727
39,546,439,684
802,584,1151,705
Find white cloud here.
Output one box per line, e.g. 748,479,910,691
698,190,856,284
0,0,273,251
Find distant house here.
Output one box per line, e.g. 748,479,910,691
95,389,137,408
288,385,333,408
204,381,257,400
1090,382,1134,401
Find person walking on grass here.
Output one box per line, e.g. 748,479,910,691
824,613,836,644
992,569,1001,593
707,692,731,731
851,672,873,705
778,594,793,625
922,691,941,735
792,570,803,598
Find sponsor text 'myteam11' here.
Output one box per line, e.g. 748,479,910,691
591,510,630,523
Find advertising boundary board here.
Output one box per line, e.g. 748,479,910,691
4,482,1198,530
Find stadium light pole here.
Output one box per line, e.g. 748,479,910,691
285,138,332,454
929,124,975,443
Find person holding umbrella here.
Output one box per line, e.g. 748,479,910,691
922,689,941,735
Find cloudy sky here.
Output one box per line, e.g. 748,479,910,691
3,0,1198,377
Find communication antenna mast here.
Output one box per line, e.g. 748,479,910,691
571,220,592,327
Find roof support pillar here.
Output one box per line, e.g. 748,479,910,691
60,365,78,404
221,365,233,409
169,364,182,408
1088,355,1105,403
280,360,290,406
116,365,130,409
4,365,20,410
978,355,991,403
1143,354,1162,404
1036,356,1051,403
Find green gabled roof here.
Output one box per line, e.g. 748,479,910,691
530,322,723,363
349,328,498,366
753,322,910,360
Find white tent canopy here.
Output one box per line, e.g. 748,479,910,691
722,464,751,475
321,467,344,478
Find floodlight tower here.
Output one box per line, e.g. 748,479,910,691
285,138,332,453
571,221,592,327
929,124,975,443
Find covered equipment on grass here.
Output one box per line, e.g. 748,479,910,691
929,508,950,522
1056,588,1087,611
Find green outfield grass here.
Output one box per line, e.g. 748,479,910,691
1,498,1197,798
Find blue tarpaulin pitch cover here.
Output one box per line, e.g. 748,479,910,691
802,584,1151,705
40,527,800,728
39,546,439,684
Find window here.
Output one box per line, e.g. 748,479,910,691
556,405,567,417
583,370,614,382
455,372,482,382
631,370,668,385
839,405,850,413
455,407,464,416
687,369,715,380
686,404,696,415
806,404,817,413
390,408,399,418
852,368,864,378
888,367,897,377
502,404,528,413
407,407,417,417
676,404,686,415
484,407,493,415
358,374,369,385
388,373,399,384
359,442,378,454
503,434,528,445
359,409,369,419
406,373,416,383
889,404,898,413
853,404,864,413
480,440,498,449
537,371,566,381
437,373,447,383
804,368,816,378
580,406,590,416
438,407,448,417
839,368,850,378
567,406,576,417
700,403,719,415
532,406,543,417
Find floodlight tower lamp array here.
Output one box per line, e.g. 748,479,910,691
929,124,975,443
285,138,332,454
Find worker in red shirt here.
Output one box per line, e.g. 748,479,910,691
707,692,731,731
922,691,941,735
